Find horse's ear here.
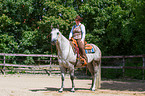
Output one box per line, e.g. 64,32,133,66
51,24,53,29
57,24,59,29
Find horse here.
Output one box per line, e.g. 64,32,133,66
50,28,101,92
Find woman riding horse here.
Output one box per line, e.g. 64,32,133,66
50,15,101,92
69,15,87,65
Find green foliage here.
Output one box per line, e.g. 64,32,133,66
1,0,144,55
0,34,18,53
131,0,145,54
79,0,145,55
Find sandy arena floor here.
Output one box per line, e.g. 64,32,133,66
0,74,145,96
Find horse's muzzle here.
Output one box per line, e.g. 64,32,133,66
51,39,57,45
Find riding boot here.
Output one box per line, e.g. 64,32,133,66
81,56,88,67
76,39,88,66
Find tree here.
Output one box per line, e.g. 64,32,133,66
131,0,145,54
77,0,145,55
0,0,144,56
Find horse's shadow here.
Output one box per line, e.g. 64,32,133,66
29,87,89,92
30,87,89,92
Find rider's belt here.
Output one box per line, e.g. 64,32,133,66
73,33,81,39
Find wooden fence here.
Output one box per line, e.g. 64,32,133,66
102,55,145,80
0,53,145,79
0,53,57,75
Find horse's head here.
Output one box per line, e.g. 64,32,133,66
51,28,60,45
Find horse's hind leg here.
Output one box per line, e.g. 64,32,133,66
87,62,95,91
92,60,101,91
88,61,100,91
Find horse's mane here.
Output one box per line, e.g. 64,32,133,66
54,28,69,43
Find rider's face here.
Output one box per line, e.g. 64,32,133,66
75,20,80,26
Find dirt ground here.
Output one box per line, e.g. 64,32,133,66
0,74,145,96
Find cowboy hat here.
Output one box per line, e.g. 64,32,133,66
75,15,83,22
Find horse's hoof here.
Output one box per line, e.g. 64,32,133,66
91,89,95,91
90,88,95,91
59,88,63,93
71,90,75,93
71,89,75,93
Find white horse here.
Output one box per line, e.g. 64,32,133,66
51,28,101,92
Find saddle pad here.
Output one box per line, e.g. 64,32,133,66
85,44,93,49
85,44,95,54
70,38,95,54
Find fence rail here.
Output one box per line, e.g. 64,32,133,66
102,54,145,80
102,55,145,58
101,55,145,70
0,53,57,57
0,53,145,79
0,53,57,75
0,63,51,68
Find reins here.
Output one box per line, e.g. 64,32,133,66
47,33,54,58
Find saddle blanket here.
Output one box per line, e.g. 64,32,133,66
85,44,95,54
70,38,95,54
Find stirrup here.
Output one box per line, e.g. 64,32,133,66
81,58,87,67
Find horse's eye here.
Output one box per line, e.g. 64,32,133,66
57,32,59,35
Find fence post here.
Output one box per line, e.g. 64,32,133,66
3,54,6,75
122,56,125,78
49,57,52,75
143,56,145,80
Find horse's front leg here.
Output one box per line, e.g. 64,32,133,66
69,67,75,92
59,66,66,92
59,72,65,92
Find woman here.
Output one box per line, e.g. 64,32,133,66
69,15,87,65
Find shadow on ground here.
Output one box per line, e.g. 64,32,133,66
30,80,145,92
101,80,145,92
30,87,89,92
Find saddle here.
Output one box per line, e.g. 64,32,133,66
85,43,95,54
70,38,95,67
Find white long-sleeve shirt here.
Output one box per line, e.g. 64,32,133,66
69,23,86,42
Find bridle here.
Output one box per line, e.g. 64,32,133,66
47,30,61,58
